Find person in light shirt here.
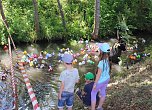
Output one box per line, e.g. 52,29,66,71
58,54,80,110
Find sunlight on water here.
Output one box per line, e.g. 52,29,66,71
26,44,39,54
1,53,11,68
56,63,66,73
26,68,45,82
0,42,99,109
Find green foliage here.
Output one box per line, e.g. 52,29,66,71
145,40,152,59
0,0,152,44
0,23,7,45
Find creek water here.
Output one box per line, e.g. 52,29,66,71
0,34,151,110
0,42,98,110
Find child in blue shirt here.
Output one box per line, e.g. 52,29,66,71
76,72,99,108
91,43,110,110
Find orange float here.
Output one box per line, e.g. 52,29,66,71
129,55,136,60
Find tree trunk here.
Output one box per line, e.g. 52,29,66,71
32,0,40,38
83,9,86,21
92,0,100,40
57,0,67,32
117,29,119,40
0,0,9,28
0,1,18,110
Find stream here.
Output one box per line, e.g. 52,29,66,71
0,34,151,110
0,41,98,110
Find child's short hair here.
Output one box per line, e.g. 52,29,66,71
65,63,72,65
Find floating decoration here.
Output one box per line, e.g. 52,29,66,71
80,50,85,55
29,61,34,67
48,64,53,72
44,51,47,54
79,61,85,66
70,50,73,53
52,52,55,56
1,71,7,81
33,54,38,58
94,55,98,60
76,53,80,57
87,60,95,65
23,50,27,55
60,48,66,52
73,54,77,58
81,61,85,65
127,47,134,51
129,55,136,60
3,45,8,51
142,53,150,57
85,40,89,44
66,48,70,51
72,59,77,65
78,62,82,66
41,60,46,64
57,53,63,62
45,53,52,59
85,44,91,52
78,38,84,44
33,58,38,65
129,53,150,61
28,57,33,62
40,64,45,69
83,54,89,60
38,56,43,59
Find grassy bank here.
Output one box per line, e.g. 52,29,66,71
73,58,152,110
105,58,152,110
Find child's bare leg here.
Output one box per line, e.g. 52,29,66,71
91,101,96,110
97,96,105,108
67,107,72,110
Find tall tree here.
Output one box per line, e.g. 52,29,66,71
0,0,18,109
32,0,40,38
57,0,67,32
92,0,100,40
0,0,9,27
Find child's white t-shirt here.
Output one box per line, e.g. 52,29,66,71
59,68,79,93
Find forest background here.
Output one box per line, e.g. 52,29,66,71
0,0,152,44
0,1,152,110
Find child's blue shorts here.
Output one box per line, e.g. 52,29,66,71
58,91,74,109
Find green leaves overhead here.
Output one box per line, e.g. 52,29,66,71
0,0,152,44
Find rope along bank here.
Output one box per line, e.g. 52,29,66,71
1,10,41,109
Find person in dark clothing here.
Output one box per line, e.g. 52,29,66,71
76,72,99,107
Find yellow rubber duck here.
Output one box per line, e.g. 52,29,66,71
62,48,65,51
30,61,34,67
44,51,47,54
23,51,27,55
72,59,77,65
80,50,85,55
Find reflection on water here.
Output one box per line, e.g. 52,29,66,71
0,42,98,110
0,35,151,109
